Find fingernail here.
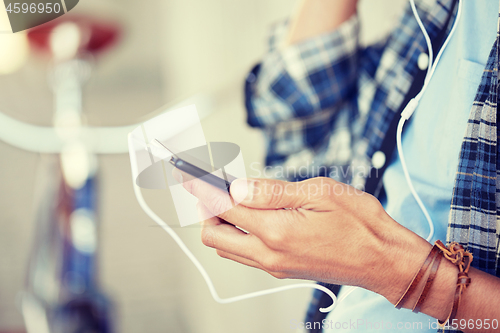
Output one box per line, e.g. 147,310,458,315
172,168,183,184
230,178,255,203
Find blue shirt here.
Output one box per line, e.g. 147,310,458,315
324,1,498,331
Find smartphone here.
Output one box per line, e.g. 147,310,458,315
151,139,233,191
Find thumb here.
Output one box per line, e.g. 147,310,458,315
230,178,315,209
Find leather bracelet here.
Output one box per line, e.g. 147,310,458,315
412,250,443,313
395,245,440,309
395,239,473,325
434,240,473,327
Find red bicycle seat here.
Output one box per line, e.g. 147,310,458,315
27,15,121,57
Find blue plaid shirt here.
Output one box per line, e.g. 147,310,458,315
244,1,500,332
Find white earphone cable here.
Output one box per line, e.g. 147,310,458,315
128,0,461,315
398,0,461,242
409,0,434,82
128,134,337,313
340,0,462,304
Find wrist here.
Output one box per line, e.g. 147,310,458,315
375,233,458,321
415,258,457,321
370,222,433,304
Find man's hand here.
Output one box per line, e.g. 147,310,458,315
173,170,500,331
172,169,432,304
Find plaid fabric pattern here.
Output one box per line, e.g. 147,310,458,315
448,29,500,276
244,0,500,332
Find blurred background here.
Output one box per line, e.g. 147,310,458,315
0,0,406,332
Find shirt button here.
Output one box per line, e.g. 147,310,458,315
372,151,386,169
418,52,429,70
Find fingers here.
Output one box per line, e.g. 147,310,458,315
198,204,284,278
174,168,234,215
230,177,335,210
174,169,271,236
215,250,265,271
197,202,267,261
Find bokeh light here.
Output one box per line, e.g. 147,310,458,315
0,7,29,75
